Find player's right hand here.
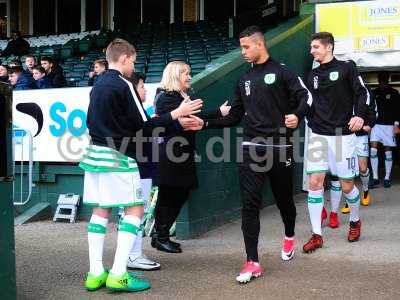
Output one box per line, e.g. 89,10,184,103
348,116,364,132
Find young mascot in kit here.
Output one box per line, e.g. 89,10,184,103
80,38,202,293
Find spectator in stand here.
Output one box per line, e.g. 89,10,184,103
40,56,67,88
0,30,30,57
0,64,9,83
8,59,35,88
8,66,36,90
8,58,22,68
32,66,53,89
88,59,108,86
25,55,36,73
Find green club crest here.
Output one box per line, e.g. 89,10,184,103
264,73,276,84
136,188,143,200
329,71,339,81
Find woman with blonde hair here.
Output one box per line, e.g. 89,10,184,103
152,61,230,253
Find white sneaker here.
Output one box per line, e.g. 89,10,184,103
127,255,161,271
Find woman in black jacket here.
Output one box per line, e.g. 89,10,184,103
152,61,230,253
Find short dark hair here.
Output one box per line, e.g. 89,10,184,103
9,59,22,66
40,56,54,64
311,32,335,51
12,30,21,38
32,66,46,74
239,25,264,39
377,72,389,83
9,66,23,75
0,64,9,72
130,72,146,87
93,58,108,69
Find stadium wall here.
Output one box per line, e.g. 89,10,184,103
13,14,314,239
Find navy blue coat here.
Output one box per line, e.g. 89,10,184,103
35,76,53,89
13,71,36,90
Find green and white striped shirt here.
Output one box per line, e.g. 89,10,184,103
79,145,139,173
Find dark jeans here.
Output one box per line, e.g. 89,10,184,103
239,145,296,262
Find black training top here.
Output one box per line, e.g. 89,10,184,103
204,57,312,144
306,58,370,136
372,86,400,125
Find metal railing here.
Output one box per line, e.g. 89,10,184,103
12,127,34,206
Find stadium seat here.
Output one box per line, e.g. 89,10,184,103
66,77,82,87
146,75,162,83
189,56,208,63
190,62,207,69
149,57,166,64
78,39,91,54
168,55,187,63
60,46,74,60
65,71,83,78
147,65,165,73
73,64,91,72
77,80,89,87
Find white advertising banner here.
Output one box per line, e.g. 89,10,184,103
13,83,161,162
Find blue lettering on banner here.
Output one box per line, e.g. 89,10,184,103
369,6,398,18
49,101,87,137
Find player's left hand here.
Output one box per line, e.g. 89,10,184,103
348,116,364,132
219,101,231,117
362,125,371,133
394,125,400,135
285,114,298,129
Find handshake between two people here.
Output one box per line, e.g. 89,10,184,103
175,97,302,131
177,98,231,131
173,97,302,132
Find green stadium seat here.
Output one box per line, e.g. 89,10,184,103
95,35,109,49
146,75,162,83
149,57,166,64
168,55,187,62
77,80,89,87
147,65,164,73
190,62,207,69
60,46,74,60
65,71,83,78
66,77,82,87
78,40,91,54
73,64,90,72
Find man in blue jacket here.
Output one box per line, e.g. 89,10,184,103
8,66,36,90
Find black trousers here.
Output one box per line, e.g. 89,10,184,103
239,145,296,262
154,186,190,234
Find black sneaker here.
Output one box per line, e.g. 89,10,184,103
383,179,391,188
369,179,380,189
